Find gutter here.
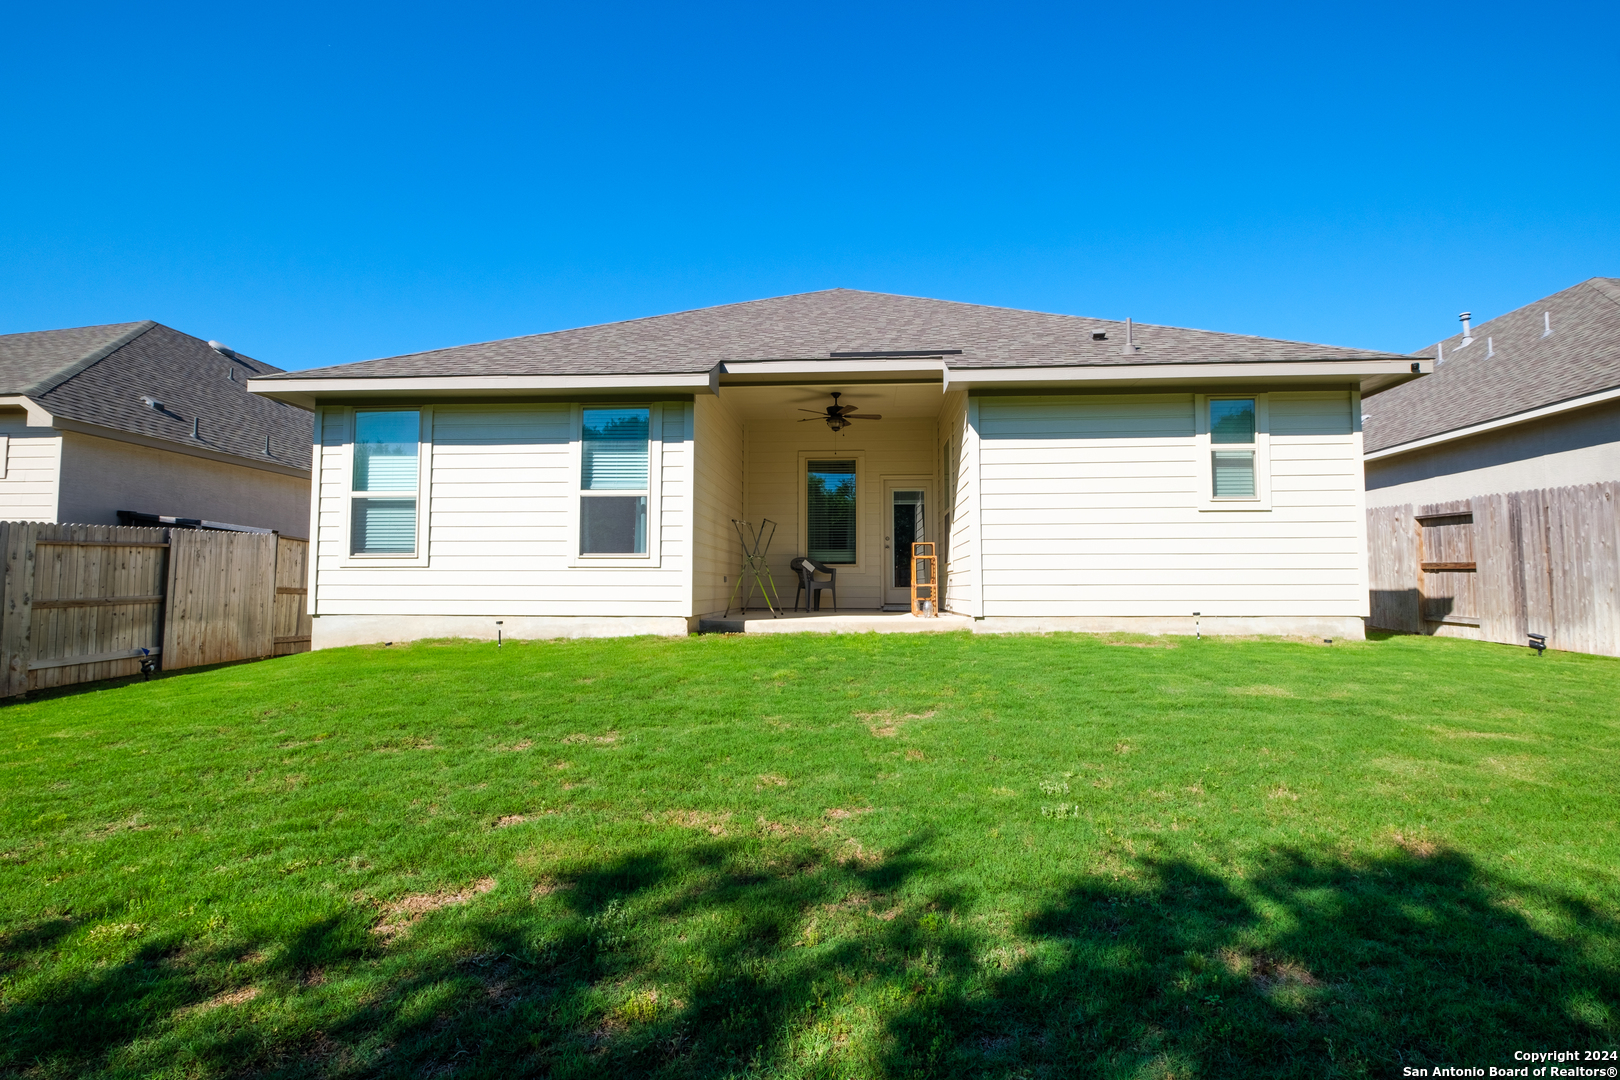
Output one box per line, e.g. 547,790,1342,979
0,396,310,478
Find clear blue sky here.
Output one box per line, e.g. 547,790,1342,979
4,2,1616,369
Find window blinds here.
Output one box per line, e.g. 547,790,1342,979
807,460,857,563
582,408,650,490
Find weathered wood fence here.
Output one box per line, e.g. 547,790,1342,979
0,522,311,695
1368,482,1619,656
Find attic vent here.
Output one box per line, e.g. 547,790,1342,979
141,395,163,410
1091,331,1108,341
207,340,238,360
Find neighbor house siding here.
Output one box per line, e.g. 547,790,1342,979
692,394,744,615
0,415,61,522
1364,399,1620,508
975,391,1366,618
311,403,692,620
743,417,938,610
55,430,310,534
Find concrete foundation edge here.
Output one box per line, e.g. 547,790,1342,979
971,615,1367,640
311,615,692,649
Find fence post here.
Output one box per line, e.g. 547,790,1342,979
2,522,36,696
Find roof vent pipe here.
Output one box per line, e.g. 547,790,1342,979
1486,336,1494,359
1543,311,1553,338
1121,317,1136,356
1437,342,1444,364
1459,312,1473,346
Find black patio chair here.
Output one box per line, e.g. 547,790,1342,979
790,556,837,612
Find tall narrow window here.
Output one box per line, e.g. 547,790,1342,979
581,407,649,554
1210,398,1257,499
351,410,420,555
807,460,857,563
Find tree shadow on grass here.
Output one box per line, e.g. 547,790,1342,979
2,837,1615,1079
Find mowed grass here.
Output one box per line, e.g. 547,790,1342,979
1,631,1617,1079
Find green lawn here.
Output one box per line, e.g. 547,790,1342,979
1,631,1617,1079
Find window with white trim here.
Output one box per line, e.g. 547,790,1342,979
1210,398,1257,498
580,407,650,555
1197,394,1270,511
350,410,421,555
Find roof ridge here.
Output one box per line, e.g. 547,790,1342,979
1585,277,1620,308
22,320,159,398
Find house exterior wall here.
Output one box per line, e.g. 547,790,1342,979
55,430,309,533
938,391,976,616
973,390,1367,634
0,414,61,521
1364,398,1620,508
740,417,939,611
309,402,694,647
692,394,745,616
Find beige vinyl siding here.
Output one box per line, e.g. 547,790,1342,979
938,391,976,616
0,416,60,521
312,403,692,617
692,394,744,615
977,391,1366,617
743,417,937,610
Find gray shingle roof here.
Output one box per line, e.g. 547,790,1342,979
259,289,1408,381
1363,277,1620,454
0,321,313,469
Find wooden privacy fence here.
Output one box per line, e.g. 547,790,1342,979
1367,482,1620,657
0,522,311,695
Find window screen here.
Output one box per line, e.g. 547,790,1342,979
807,460,857,563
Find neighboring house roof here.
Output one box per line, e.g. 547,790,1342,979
1364,277,1620,456
0,321,313,469
258,288,1411,382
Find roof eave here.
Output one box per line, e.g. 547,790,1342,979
1364,384,1620,462
247,369,722,408
945,358,1430,393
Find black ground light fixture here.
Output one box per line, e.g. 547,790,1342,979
1529,633,1546,656
496,621,504,648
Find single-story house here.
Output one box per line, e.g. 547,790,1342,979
1364,276,1620,505
247,290,1427,647
0,321,313,534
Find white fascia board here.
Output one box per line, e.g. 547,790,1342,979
0,395,58,427
247,369,720,408
944,358,1429,392
1364,385,1620,462
718,358,947,383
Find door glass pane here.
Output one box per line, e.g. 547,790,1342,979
892,490,924,588
351,498,417,554
583,408,650,490
807,460,856,563
581,495,647,554
1212,450,1256,498
353,411,419,491
1210,399,1256,444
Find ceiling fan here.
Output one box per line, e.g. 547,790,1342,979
798,391,882,432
